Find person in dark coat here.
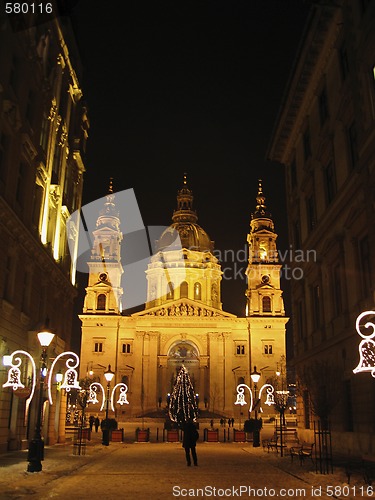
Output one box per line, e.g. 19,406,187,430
89,415,95,431
94,416,100,432
182,420,199,466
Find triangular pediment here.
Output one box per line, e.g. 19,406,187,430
90,281,111,289
132,298,236,318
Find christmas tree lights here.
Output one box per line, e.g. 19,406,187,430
169,365,198,425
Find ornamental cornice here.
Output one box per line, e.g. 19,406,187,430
134,299,235,319
48,98,57,121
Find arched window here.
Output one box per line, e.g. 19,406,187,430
194,282,201,300
167,281,174,300
262,296,271,312
97,293,106,310
180,281,188,298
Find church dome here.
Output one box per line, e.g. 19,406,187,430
157,221,213,252
156,175,214,253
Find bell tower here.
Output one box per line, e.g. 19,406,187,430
245,180,285,316
83,180,123,314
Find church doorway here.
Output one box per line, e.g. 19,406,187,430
166,341,201,404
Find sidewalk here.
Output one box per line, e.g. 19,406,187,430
0,424,370,500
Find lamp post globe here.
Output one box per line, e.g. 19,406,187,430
27,328,55,472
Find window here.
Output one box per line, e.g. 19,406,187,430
32,183,44,228
122,343,131,354
3,254,14,301
293,222,301,249
0,132,9,184
52,145,62,184
303,127,311,161
26,90,37,126
297,300,305,340
319,86,329,126
339,44,349,81
166,281,174,300
324,162,337,205
359,236,371,297
311,284,321,329
348,122,358,170
97,294,106,310
333,264,343,315
39,114,49,152
236,344,245,355
180,281,188,299
262,296,271,312
360,0,371,13
306,194,316,230
264,344,273,355
9,56,19,93
16,162,27,208
94,342,103,353
194,282,201,300
21,270,31,313
290,159,297,188
303,390,310,429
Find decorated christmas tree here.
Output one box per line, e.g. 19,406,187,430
168,365,198,425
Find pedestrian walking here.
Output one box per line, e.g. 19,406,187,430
182,420,199,466
89,415,95,431
231,417,234,427
228,418,231,427
210,419,214,428
94,416,100,432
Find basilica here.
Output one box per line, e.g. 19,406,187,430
79,177,288,418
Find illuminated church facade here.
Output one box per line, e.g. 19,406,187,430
79,178,288,419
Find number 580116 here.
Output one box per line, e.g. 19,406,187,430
5,3,53,14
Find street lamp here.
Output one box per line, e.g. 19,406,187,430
250,366,261,447
102,364,115,446
27,328,55,472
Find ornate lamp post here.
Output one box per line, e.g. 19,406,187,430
235,369,274,448
27,328,55,472
250,366,261,447
102,364,115,446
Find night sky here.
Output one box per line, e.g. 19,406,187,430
67,1,311,334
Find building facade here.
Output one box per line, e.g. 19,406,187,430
268,1,375,455
0,4,88,452
79,178,288,422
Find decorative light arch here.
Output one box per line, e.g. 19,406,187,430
353,310,375,377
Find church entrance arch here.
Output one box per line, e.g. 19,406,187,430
167,341,200,398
